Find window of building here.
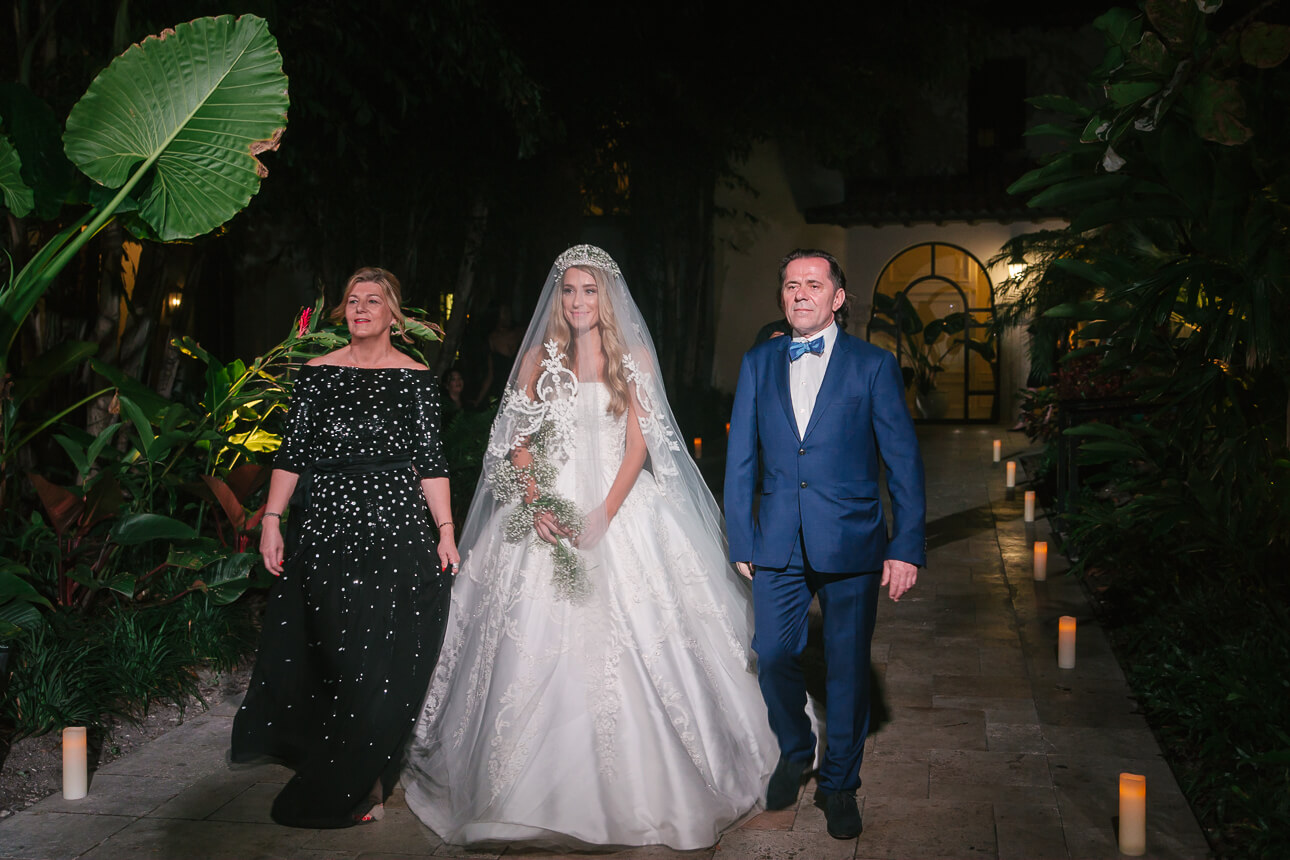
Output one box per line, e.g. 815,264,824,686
868,242,998,422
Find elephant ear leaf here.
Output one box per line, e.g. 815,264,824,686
0,127,34,218
62,14,289,241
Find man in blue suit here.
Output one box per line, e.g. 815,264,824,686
725,249,926,840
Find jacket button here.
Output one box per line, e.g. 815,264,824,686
799,448,805,455
800,481,808,488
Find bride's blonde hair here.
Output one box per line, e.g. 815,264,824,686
536,265,631,416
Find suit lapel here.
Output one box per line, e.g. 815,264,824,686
802,331,852,442
771,339,798,441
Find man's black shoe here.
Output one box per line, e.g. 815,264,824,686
765,756,811,810
816,790,862,839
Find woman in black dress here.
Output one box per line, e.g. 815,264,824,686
232,266,459,828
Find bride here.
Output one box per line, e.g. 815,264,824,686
402,245,775,849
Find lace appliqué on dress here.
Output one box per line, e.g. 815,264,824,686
487,341,579,464
622,354,682,484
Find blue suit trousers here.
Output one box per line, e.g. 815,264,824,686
751,532,880,794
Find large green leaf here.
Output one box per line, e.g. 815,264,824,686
0,83,76,219
1146,0,1198,46
1008,153,1080,195
194,553,264,605
0,212,92,363
1026,94,1092,118
1240,22,1290,68
110,513,197,545
1130,32,1172,75
1191,75,1251,145
1027,174,1133,209
0,566,52,608
0,127,34,218
90,358,174,418
11,340,99,404
63,14,289,241
1096,7,1144,50
1106,80,1162,108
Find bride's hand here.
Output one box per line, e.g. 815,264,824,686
533,508,572,545
573,507,609,549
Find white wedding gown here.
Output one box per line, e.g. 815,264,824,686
402,384,775,849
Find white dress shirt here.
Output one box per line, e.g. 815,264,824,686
788,321,838,438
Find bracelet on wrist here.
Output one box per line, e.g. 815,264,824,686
263,512,282,520
436,520,454,530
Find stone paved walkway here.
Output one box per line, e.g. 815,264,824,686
0,426,1211,859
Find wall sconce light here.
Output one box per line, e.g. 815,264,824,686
161,289,184,324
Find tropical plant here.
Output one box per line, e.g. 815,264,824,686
0,13,289,507
869,292,996,394
1003,1,1290,559
18,295,443,615
4,621,120,735
1002,4,1290,856
0,557,51,643
2,594,259,738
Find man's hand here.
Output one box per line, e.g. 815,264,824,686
734,561,754,580
881,559,918,601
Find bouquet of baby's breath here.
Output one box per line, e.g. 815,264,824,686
488,421,589,601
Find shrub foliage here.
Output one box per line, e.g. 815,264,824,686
1002,4,1290,857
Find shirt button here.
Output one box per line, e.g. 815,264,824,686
800,481,808,488
799,448,806,455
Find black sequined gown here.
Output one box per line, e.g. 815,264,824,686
231,365,452,829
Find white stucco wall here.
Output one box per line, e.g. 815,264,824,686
842,222,1061,424
713,141,1064,424
712,141,847,391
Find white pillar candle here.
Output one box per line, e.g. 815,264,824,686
1033,541,1048,581
693,437,702,458
1118,773,1146,856
1024,490,1036,523
992,439,1002,462
62,726,88,800
1057,615,1076,668
1005,460,1016,488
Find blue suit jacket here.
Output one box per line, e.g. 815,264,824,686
724,329,926,573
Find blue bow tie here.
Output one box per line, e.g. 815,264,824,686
788,336,825,361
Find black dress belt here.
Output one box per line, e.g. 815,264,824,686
312,455,413,475
285,456,415,555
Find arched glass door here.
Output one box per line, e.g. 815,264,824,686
867,243,998,422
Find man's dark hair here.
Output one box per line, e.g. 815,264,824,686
777,249,850,331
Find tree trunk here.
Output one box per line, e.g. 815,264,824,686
434,194,489,376
85,221,125,440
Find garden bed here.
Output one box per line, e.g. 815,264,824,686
0,662,252,818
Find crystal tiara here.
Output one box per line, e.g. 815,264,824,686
554,244,621,277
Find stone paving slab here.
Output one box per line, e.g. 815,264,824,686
0,812,135,859
0,426,1213,859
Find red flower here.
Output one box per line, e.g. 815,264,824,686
297,307,312,336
